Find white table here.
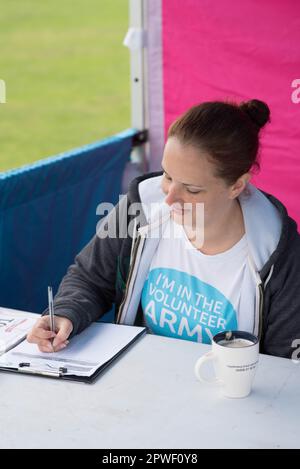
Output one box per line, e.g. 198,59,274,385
0,320,299,449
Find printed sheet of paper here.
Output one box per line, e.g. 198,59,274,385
0,308,37,354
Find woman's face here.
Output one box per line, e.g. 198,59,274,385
161,137,241,231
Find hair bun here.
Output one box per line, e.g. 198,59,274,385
240,99,270,129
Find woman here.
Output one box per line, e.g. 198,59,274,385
27,99,300,359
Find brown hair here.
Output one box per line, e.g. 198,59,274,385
167,99,270,185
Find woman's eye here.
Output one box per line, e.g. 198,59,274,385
186,188,202,194
164,173,172,181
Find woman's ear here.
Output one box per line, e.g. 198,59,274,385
229,173,251,199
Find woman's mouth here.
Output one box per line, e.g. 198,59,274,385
170,203,191,215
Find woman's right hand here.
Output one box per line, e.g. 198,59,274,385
27,315,74,353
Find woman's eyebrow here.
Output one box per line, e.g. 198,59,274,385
161,165,204,188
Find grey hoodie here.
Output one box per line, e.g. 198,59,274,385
47,172,300,360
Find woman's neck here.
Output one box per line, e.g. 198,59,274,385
185,200,245,255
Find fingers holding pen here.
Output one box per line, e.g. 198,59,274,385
52,318,73,350
26,316,56,343
37,339,57,353
27,315,73,353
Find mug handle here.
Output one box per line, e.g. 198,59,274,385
194,351,221,384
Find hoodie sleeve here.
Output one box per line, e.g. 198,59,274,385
262,228,300,359
42,196,128,336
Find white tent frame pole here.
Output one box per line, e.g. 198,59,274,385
128,0,148,170
146,0,164,171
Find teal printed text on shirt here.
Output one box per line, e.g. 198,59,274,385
141,267,238,344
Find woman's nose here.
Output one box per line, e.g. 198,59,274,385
164,183,182,206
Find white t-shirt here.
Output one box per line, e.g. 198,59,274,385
141,219,249,344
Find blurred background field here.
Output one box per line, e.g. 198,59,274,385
0,0,130,172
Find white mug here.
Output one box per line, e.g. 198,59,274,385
194,330,259,398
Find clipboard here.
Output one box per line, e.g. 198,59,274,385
0,322,147,383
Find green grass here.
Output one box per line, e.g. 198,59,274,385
0,0,130,172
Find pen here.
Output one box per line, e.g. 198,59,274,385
48,286,55,337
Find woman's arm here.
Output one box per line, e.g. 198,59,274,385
43,196,128,337
262,231,300,359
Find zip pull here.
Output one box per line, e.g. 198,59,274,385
129,222,146,267
137,225,150,237
263,265,274,289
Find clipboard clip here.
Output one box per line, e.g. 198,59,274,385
18,362,68,377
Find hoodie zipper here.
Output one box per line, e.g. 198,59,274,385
257,265,273,341
116,205,170,325
257,283,264,341
247,253,265,339
116,229,146,324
